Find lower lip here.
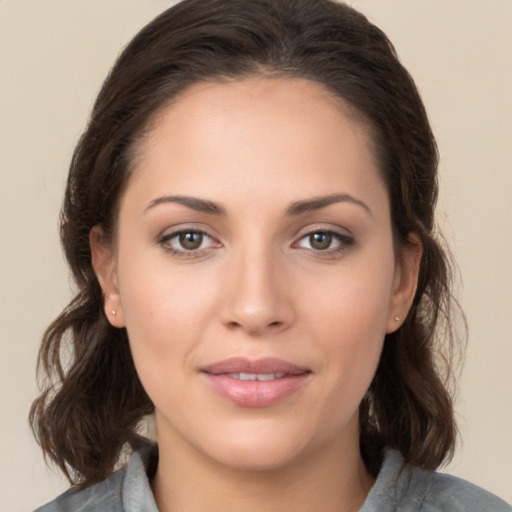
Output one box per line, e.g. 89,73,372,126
202,373,310,408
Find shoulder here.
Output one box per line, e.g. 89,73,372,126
34,469,125,512
363,449,511,512
34,443,159,512
411,469,510,512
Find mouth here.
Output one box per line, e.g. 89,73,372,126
225,372,286,381
201,357,311,408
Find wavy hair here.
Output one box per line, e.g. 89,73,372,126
30,0,465,488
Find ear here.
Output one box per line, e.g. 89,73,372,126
386,233,422,333
90,227,125,328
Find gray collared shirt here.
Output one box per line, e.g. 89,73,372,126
35,446,510,511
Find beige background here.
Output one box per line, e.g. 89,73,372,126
0,0,510,510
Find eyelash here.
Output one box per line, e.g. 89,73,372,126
292,230,355,257
158,228,355,259
158,229,220,259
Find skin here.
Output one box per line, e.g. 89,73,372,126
92,77,421,512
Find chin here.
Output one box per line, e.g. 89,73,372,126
210,442,306,472
196,421,325,473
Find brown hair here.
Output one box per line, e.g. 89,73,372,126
30,0,464,488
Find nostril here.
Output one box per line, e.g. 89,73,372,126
225,320,283,331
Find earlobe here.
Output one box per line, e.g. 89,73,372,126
89,227,126,328
386,234,423,333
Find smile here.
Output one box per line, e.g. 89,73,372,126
227,372,286,381
201,357,311,408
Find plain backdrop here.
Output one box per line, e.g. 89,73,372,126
0,1,510,510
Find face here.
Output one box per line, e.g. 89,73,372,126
93,77,419,472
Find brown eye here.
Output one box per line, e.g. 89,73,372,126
178,232,204,250
159,229,217,255
309,232,332,250
294,229,354,255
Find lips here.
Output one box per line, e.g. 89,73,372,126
201,357,311,408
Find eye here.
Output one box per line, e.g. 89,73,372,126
177,231,205,250
159,229,220,256
294,230,354,254
305,232,334,251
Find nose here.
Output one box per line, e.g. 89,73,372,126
219,245,294,336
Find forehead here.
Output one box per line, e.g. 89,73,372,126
148,77,369,147
125,77,387,215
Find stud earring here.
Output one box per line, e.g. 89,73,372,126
112,310,116,316
394,316,400,322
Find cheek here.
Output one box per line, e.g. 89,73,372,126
115,243,227,392
119,280,203,413
118,238,214,327
304,255,395,382
308,258,395,336
317,286,388,378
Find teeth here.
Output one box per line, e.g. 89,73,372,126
228,372,286,381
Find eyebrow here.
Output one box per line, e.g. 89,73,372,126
285,193,373,217
144,192,372,217
144,195,226,215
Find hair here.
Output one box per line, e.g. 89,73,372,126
30,0,465,488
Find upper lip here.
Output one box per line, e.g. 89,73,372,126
201,357,310,375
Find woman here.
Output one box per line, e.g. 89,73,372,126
30,0,510,510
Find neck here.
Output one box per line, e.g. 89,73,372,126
151,425,374,512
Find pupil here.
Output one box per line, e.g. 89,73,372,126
179,232,203,250
310,232,332,250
